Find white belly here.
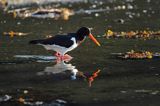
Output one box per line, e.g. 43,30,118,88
41,38,78,55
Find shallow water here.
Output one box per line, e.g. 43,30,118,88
0,0,160,106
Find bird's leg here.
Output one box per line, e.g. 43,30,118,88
60,54,72,61
54,52,61,57
54,52,66,60
54,52,63,63
63,54,72,59
54,52,72,62
61,55,72,62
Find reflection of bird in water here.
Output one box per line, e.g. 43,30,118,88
29,27,101,61
37,60,100,86
37,61,85,80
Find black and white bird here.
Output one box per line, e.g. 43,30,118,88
29,27,100,60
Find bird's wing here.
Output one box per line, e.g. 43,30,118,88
41,35,74,48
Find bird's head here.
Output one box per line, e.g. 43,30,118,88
76,27,101,46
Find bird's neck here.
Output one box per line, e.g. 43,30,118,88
75,35,86,42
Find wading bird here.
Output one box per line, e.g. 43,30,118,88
29,27,101,60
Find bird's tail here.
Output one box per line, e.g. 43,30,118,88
29,39,44,44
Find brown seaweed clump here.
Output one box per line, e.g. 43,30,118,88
104,30,160,40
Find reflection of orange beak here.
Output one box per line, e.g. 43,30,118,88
89,34,101,46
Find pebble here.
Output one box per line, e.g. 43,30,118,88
24,90,28,94
95,13,99,17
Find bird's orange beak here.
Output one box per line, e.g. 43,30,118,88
89,34,101,46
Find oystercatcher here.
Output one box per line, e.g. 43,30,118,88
29,27,101,60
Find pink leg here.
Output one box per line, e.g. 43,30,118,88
54,52,61,57
63,54,73,60
60,54,72,62
54,52,72,62
54,52,62,63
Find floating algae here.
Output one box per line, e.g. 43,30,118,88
112,50,160,59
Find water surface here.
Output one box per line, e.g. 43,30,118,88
0,0,160,106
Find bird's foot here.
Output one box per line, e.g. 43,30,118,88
55,53,72,62
60,54,73,62
63,54,73,60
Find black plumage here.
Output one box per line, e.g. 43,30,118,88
29,34,76,48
